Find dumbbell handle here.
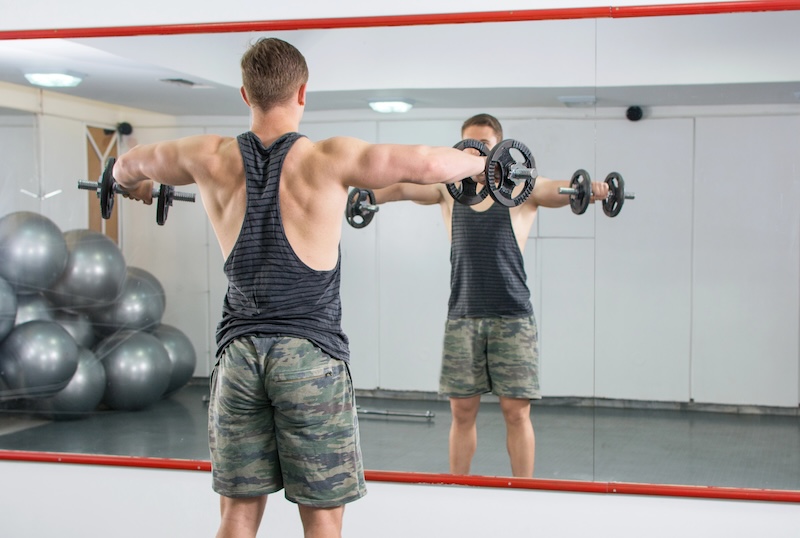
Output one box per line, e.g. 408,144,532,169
77,180,196,202
358,203,379,213
558,186,636,200
508,164,538,181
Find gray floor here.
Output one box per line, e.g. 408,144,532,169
0,381,798,492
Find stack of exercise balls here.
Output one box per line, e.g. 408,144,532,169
0,211,197,419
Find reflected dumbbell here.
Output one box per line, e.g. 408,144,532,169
559,170,635,217
484,139,538,207
447,139,490,206
345,188,378,228
77,157,196,225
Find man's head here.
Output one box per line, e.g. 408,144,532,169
461,113,503,151
240,38,309,111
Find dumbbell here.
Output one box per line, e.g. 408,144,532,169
559,170,635,217
483,139,538,207
449,138,538,207
77,157,196,225
345,188,378,228
446,139,490,206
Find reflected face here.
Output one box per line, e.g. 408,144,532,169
461,125,500,152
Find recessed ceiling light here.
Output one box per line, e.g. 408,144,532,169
557,95,597,108
369,100,414,113
24,71,84,88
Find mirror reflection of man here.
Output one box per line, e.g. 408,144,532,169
372,114,607,477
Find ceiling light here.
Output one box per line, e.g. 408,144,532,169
24,71,84,88
557,95,597,108
369,100,413,113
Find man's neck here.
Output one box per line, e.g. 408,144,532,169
249,105,302,146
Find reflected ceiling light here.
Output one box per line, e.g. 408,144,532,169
557,95,596,108
369,100,414,113
24,71,84,88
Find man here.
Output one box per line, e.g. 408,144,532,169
371,113,607,478
112,38,486,538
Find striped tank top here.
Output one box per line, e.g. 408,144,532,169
448,201,533,319
215,131,350,361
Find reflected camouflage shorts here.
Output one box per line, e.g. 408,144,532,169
440,316,540,400
208,336,366,507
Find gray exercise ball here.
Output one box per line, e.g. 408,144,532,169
52,309,97,349
94,330,171,411
127,266,167,310
0,211,68,294
89,266,165,336
45,229,127,311
0,320,79,399
0,276,16,341
152,324,197,397
34,347,106,420
13,293,55,326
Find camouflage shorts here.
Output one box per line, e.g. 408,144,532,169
440,316,540,400
208,336,366,507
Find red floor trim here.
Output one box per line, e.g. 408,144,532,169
2,449,799,503
0,1,798,40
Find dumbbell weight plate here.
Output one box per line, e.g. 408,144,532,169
602,172,625,218
485,139,536,207
156,184,175,226
569,169,592,215
345,188,377,229
99,157,117,220
446,139,490,206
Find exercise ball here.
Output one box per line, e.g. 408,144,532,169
90,266,165,336
13,293,55,326
45,229,127,311
94,330,171,411
52,309,96,348
0,211,68,294
128,266,166,309
152,324,197,397
34,347,106,420
0,276,16,341
0,320,79,399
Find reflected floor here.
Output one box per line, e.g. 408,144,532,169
0,381,798,491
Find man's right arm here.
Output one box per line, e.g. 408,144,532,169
316,136,485,193
371,183,445,206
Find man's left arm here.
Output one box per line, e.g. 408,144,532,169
528,177,608,209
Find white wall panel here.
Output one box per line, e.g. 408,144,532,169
371,120,459,390
506,118,599,239
594,118,694,401
0,117,37,219
539,238,596,397
692,115,800,407
39,116,90,234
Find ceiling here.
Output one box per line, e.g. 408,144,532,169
0,12,798,117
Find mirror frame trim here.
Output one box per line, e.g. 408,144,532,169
0,1,799,39
1,450,799,503
1,0,798,503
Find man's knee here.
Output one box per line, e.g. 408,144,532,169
450,396,481,425
499,398,531,425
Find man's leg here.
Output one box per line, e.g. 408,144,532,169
298,505,345,538
216,495,267,538
449,394,481,475
499,396,535,477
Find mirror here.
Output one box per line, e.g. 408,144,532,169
0,7,798,496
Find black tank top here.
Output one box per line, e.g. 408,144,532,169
448,201,533,319
215,131,350,361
